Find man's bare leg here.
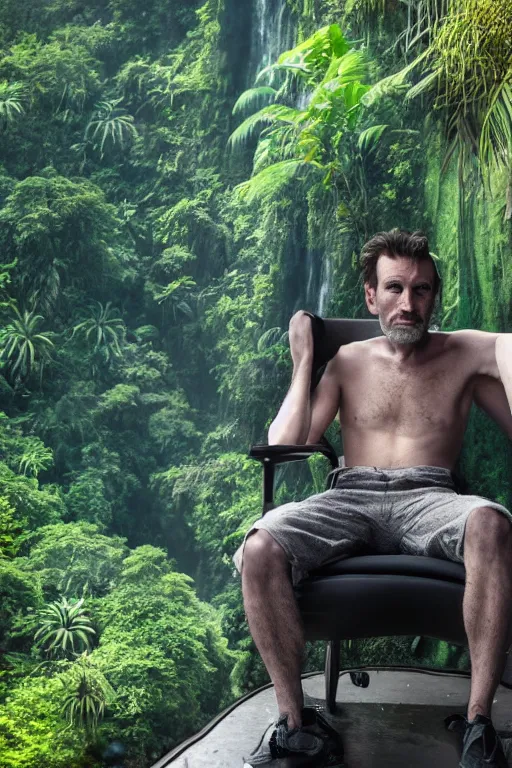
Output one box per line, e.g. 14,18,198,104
242,529,305,729
463,507,512,720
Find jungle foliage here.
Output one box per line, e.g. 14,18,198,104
0,0,510,766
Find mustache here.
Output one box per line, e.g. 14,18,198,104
394,315,421,322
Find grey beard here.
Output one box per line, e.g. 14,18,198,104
379,317,428,345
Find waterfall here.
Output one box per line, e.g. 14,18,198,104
247,0,334,317
317,253,332,316
248,0,295,85
304,247,331,316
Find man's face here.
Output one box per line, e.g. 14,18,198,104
365,253,436,345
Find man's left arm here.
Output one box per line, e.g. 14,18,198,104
464,331,512,438
461,330,512,411
496,335,512,414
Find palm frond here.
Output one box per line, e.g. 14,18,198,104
405,69,440,101
480,82,512,172
362,48,430,107
228,104,303,151
232,87,278,115
335,50,368,85
256,327,284,352
234,160,315,204
278,24,351,69
357,124,389,153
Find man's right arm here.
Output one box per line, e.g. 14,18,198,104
268,311,341,445
268,355,313,445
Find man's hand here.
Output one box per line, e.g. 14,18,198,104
288,311,314,369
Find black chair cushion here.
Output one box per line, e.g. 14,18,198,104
297,556,467,643
308,555,466,584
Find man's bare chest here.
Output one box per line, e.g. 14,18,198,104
338,354,474,433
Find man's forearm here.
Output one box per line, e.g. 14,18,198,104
268,356,313,445
496,335,512,414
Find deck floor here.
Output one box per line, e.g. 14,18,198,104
157,669,512,768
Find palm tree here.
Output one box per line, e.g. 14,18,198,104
34,596,96,659
0,307,54,386
85,99,138,157
18,437,53,477
0,81,25,128
366,0,512,186
71,301,126,364
154,276,196,320
60,651,115,732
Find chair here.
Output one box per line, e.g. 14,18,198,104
248,313,470,714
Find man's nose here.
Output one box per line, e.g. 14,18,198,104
399,290,415,311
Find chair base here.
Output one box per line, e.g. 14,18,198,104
325,640,341,713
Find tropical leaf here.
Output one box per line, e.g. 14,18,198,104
232,86,278,115
0,307,54,385
234,160,315,204
277,24,351,72
357,124,389,153
256,327,286,352
404,69,440,101
362,49,430,107
18,438,53,477
70,301,126,364
60,652,115,732
0,81,25,123
85,99,138,157
228,104,303,150
34,596,96,658
480,82,512,172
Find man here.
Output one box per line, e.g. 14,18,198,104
234,229,512,768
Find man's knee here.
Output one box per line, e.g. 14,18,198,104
465,507,512,554
243,529,290,577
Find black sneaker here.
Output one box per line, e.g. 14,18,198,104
243,706,345,767
445,713,508,767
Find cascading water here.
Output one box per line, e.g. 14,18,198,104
318,254,332,316
247,0,333,317
247,0,295,86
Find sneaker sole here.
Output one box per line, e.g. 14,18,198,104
244,756,345,767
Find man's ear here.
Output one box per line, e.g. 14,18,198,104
364,282,378,316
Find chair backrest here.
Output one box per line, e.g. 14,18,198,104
304,313,383,392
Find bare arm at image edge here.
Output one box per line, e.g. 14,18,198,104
268,311,341,445
268,311,315,445
496,335,512,415
268,355,341,445
268,355,314,445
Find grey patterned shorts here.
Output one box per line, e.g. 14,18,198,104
233,465,512,586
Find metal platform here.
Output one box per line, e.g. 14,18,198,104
156,667,512,768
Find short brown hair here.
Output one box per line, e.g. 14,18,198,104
360,228,441,297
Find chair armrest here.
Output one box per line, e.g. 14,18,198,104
249,442,339,515
249,442,339,470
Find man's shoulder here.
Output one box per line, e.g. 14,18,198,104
335,335,382,361
443,328,501,379
343,334,388,350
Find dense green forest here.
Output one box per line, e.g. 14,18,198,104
0,0,511,766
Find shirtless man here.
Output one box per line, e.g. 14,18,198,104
235,230,512,768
